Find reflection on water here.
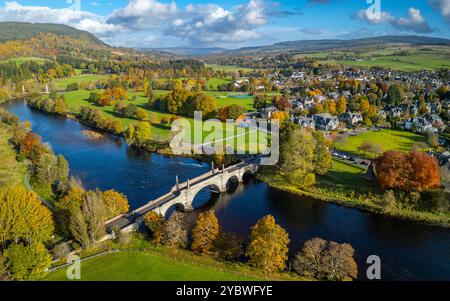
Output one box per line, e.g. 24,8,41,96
3,100,450,281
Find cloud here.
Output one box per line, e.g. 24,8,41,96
354,7,434,33
164,0,268,44
429,0,450,22
106,0,178,29
0,1,122,37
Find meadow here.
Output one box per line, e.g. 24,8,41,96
205,64,254,72
300,46,450,72
0,123,27,188
44,251,262,281
60,89,269,151
334,129,428,158
51,74,110,90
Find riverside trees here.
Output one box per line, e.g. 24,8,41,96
279,127,332,188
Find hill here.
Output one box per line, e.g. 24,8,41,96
0,22,105,45
228,36,450,55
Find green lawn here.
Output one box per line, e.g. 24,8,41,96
334,129,428,158
44,251,264,281
59,89,269,151
51,74,110,90
0,123,27,188
321,159,373,188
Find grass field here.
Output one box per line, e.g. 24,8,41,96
321,159,373,188
334,129,428,158
206,64,254,72
51,74,110,90
301,46,450,72
59,89,269,151
44,251,264,281
0,123,27,188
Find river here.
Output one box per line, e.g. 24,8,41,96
2,100,450,281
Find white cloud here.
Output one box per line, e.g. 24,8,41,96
429,0,450,22
0,1,122,37
164,0,268,44
106,0,178,29
355,7,434,33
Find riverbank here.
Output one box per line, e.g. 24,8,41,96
45,234,307,281
257,170,450,228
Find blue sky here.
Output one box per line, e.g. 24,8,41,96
0,0,449,48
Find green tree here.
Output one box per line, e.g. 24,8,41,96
4,242,52,280
69,190,107,248
312,131,332,175
246,215,290,273
387,84,402,105
280,128,316,187
191,211,220,255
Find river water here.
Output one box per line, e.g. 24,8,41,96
3,100,450,281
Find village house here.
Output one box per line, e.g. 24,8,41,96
313,114,340,131
339,112,363,126
405,117,436,133
293,117,316,130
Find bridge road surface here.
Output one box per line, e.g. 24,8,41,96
105,159,259,233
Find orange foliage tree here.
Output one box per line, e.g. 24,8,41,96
376,150,440,192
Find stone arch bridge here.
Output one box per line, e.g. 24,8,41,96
103,159,259,240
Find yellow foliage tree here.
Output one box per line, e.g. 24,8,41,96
191,211,220,255
0,186,54,245
102,190,130,219
246,215,290,273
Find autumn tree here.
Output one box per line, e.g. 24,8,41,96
0,186,54,245
272,95,291,111
125,122,152,148
336,96,347,114
162,211,188,248
136,108,148,120
19,132,41,157
191,211,220,255
246,215,290,273
102,190,130,219
280,128,316,187
3,242,52,280
293,237,358,281
144,211,165,244
376,151,440,192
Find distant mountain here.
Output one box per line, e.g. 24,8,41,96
0,22,106,46
226,35,450,55
146,47,229,56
